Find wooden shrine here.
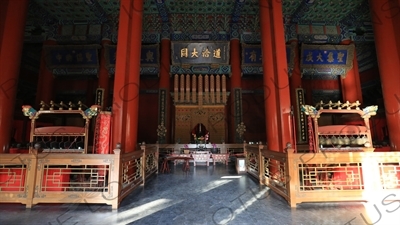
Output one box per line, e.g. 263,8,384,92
173,74,229,144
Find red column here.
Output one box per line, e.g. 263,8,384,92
369,0,400,150
288,40,303,144
124,0,143,152
259,0,280,151
98,39,112,110
230,38,242,143
259,0,294,151
393,1,400,56
159,38,171,143
36,39,57,106
112,0,133,151
0,1,9,50
271,0,294,150
160,39,171,89
340,40,363,103
0,0,29,152
230,39,241,88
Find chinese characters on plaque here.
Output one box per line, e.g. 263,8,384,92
296,88,307,143
45,45,101,68
242,44,263,65
158,89,167,126
171,42,229,65
241,44,295,69
95,88,104,107
301,44,354,67
303,50,347,64
104,44,159,68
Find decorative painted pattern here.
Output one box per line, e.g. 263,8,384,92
302,74,339,80
302,67,347,77
170,65,230,75
295,0,366,23
289,0,315,23
84,0,108,23
52,68,98,76
240,33,261,43
297,33,342,44
241,66,263,75
142,33,161,44
165,1,235,14
171,33,230,42
142,14,162,33
25,0,373,47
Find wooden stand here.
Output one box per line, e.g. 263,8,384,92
301,102,377,153
23,104,99,154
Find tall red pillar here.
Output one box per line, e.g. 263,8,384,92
271,0,294,150
369,0,400,150
98,39,112,110
36,39,57,106
159,38,171,143
259,0,281,151
288,40,303,144
0,1,9,52
230,39,242,89
340,40,363,103
230,38,242,143
124,0,143,151
159,39,171,91
259,0,293,151
112,0,143,152
0,0,29,152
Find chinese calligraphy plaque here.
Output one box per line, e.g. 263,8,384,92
171,42,230,65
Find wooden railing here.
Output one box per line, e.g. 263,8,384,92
244,145,400,207
142,144,159,184
0,146,159,209
244,145,262,180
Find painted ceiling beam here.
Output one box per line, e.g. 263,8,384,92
28,0,58,26
155,0,170,39
84,0,108,23
339,1,373,42
339,0,369,26
155,0,169,23
231,0,246,23
290,0,315,24
230,0,246,38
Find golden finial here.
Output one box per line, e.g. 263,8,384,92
68,101,75,110
328,101,333,110
355,100,361,110
49,100,55,110
39,100,48,110
342,101,351,110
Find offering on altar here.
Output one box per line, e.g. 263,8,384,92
191,123,210,143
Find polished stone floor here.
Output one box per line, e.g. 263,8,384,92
1,162,399,225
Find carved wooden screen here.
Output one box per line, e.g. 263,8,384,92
173,74,228,144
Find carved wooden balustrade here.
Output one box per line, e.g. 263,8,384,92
244,145,262,180
0,145,159,209
244,144,400,207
